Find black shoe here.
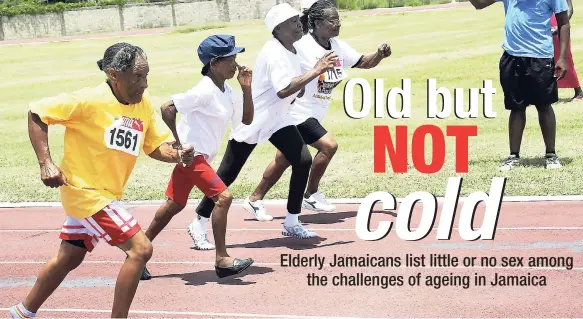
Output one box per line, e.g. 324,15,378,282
140,266,152,280
215,258,254,278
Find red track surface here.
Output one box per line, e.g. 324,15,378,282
0,201,581,318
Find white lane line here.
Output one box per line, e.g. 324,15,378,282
2,195,583,208
0,261,579,271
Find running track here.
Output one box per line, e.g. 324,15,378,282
0,199,581,318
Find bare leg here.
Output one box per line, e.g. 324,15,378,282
210,189,254,277
20,241,86,313
112,231,153,318
249,150,290,202
508,109,527,154
209,190,235,267
144,200,185,242
535,104,556,154
304,133,338,197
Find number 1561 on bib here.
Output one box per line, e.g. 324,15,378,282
104,118,143,157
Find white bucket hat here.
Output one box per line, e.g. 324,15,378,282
265,3,302,33
300,0,317,9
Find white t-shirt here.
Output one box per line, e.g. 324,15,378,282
288,34,363,125
172,76,244,164
230,37,302,145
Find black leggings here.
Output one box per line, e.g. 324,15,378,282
196,125,312,217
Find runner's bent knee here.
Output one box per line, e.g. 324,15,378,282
323,140,338,157
314,134,338,156
125,232,153,262
215,189,233,207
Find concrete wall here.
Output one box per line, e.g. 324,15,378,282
0,0,300,41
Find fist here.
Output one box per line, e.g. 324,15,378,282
378,43,391,58
40,161,67,188
178,143,195,167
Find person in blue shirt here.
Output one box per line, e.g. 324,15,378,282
469,0,570,171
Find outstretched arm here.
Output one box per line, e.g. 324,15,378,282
355,44,391,69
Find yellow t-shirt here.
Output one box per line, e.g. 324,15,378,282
29,81,173,219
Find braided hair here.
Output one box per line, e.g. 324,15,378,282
96,42,147,73
300,0,336,34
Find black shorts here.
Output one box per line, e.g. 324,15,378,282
499,51,558,110
296,117,327,144
64,239,87,249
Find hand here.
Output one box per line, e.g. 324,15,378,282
551,27,558,36
237,65,252,88
314,51,338,74
177,143,195,167
555,58,568,80
39,160,67,188
377,43,391,58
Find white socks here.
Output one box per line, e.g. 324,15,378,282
284,212,299,227
10,303,36,318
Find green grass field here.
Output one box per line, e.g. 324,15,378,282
1,3,582,202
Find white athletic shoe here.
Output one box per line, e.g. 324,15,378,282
9,304,34,319
302,192,336,212
242,197,273,221
9,305,22,319
500,155,520,171
187,217,215,250
282,222,317,239
545,154,563,169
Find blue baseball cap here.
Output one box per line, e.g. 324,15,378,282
198,35,245,75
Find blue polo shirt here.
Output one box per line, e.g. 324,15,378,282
497,0,569,58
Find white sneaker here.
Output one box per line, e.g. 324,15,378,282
187,219,215,250
500,155,519,171
9,304,34,319
242,197,273,221
282,222,317,239
302,192,336,212
545,154,563,169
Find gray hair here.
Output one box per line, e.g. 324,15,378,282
97,42,147,72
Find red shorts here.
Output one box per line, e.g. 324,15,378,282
59,201,141,252
166,155,227,206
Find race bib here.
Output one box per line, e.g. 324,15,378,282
322,58,346,83
104,116,144,157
